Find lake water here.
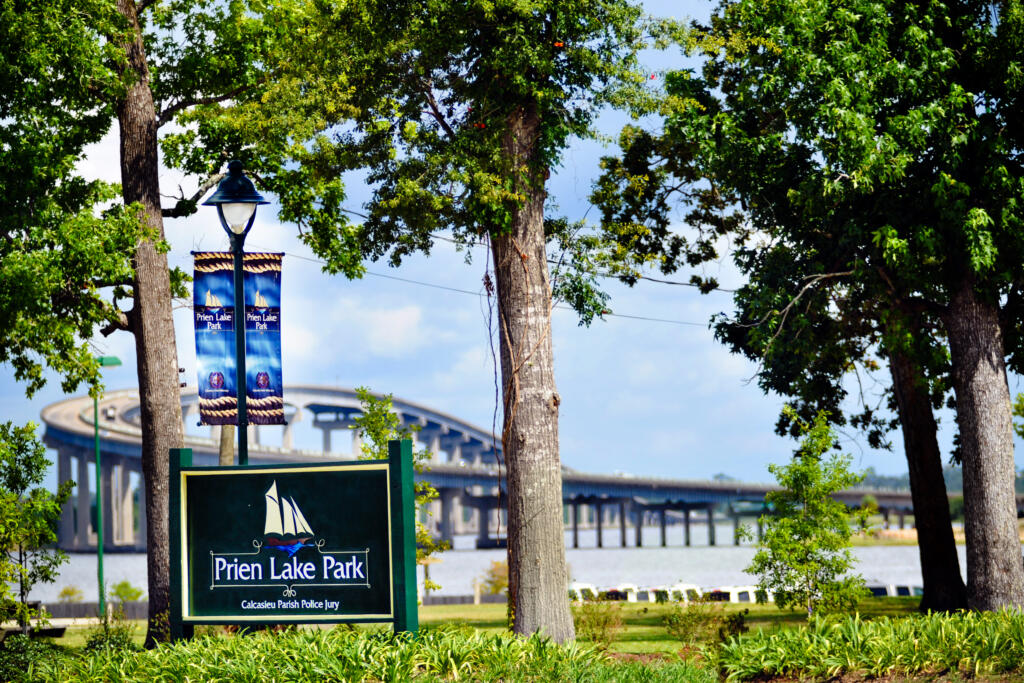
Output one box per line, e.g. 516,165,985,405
34,525,963,603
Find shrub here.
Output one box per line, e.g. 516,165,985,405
747,410,868,618
480,559,508,595
718,609,749,642
0,634,67,682
57,585,84,603
571,599,623,649
664,597,724,646
84,605,140,654
108,580,144,604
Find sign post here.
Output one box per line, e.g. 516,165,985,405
389,439,418,633
169,440,418,638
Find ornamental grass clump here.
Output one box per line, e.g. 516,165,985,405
30,626,596,681
715,610,1024,680
38,625,712,681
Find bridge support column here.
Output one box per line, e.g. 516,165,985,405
572,502,579,548
477,505,490,547
113,461,134,546
57,448,74,549
438,488,458,544
619,501,627,548
320,426,332,453
596,503,603,548
102,457,115,551
707,505,716,546
898,511,906,529
683,508,691,547
757,516,764,542
733,513,741,546
636,508,643,547
77,448,92,548
281,407,302,451
659,509,667,547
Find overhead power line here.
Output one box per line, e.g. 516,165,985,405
256,247,710,327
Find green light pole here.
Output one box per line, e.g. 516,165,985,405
202,161,268,466
93,354,121,621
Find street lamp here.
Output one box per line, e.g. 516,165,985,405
93,354,121,621
202,160,268,466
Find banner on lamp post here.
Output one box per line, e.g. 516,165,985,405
243,253,284,425
193,252,237,425
192,251,284,426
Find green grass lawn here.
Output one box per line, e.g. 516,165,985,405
418,596,922,654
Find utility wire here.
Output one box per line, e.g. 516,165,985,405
252,246,710,327
427,230,737,293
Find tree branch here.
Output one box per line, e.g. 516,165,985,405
161,174,224,218
421,82,457,138
875,265,946,320
137,0,158,13
157,85,251,127
738,270,855,332
101,307,133,336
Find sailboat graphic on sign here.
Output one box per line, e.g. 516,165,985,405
264,481,314,557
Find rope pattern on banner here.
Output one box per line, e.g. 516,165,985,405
248,396,283,409
200,396,236,409
193,252,283,274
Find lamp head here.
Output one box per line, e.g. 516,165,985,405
202,160,269,235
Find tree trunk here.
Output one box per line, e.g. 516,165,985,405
490,105,573,642
888,343,968,611
219,425,235,466
115,0,184,646
945,276,1024,610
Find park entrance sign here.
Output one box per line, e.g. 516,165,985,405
169,441,418,636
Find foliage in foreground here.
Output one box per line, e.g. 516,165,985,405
33,626,711,682
716,610,1024,680
0,635,68,683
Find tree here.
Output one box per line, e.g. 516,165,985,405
0,1,143,395
0,422,73,634
230,0,667,641
592,0,1024,609
350,387,446,582
591,81,969,610
702,0,1024,610
2,0,335,645
747,411,868,618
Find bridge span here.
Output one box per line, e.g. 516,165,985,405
42,386,917,553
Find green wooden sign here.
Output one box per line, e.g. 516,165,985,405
169,441,418,636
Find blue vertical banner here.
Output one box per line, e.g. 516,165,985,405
193,252,237,425
243,253,285,425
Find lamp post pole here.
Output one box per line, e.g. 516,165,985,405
203,160,268,467
93,355,121,621
230,231,249,464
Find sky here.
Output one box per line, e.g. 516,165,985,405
6,0,1024,491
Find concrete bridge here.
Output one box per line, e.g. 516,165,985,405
42,386,921,553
